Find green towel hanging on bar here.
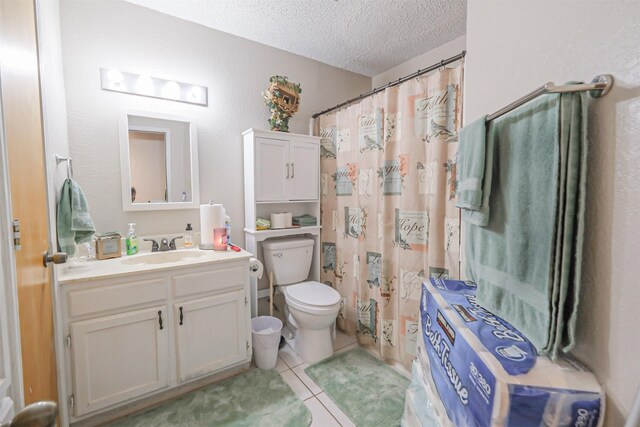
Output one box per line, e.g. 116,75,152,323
57,178,96,256
464,90,588,358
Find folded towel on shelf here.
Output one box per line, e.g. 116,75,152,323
456,116,488,211
57,178,96,256
465,91,588,357
292,214,317,227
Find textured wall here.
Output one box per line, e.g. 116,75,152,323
464,1,640,425
36,0,70,248
59,0,371,244
372,36,466,88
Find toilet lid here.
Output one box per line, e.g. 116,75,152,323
286,281,340,307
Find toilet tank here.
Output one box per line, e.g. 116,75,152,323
262,238,314,285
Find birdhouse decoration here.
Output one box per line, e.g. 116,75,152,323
263,75,302,132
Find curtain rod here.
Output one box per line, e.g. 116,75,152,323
487,74,614,121
312,50,466,119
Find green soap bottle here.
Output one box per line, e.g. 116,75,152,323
126,223,138,255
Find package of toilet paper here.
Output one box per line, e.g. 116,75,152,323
420,279,604,427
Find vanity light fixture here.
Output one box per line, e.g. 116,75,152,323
100,68,208,106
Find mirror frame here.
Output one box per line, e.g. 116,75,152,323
119,110,200,211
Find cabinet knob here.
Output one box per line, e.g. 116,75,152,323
158,310,163,330
179,306,184,326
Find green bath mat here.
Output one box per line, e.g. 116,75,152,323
107,368,311,427
305,348,410,426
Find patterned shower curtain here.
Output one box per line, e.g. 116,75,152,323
316,65,463,368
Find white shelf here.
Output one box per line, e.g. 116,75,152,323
244,226,321,240
255,200,319,205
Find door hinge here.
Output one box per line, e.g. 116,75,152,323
12,219,21,251
244,296,248,306
66,335,71,348
246,341,250,352
69,394,75,409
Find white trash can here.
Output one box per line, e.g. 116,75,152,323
251,316,283,369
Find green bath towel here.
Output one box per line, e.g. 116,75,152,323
465,91,587,358
457,116,488,212
57,178,96,256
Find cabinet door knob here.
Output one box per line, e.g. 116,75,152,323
158,310,163,330
179,306,184,325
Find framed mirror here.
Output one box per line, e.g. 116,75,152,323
119,110,199,210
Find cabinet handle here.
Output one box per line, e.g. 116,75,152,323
179,306,184,326
158,310,163,330
291,163,294,179
286,163,290,179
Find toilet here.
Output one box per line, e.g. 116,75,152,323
262,238,341,363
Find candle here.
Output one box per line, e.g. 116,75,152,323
213,227,227,251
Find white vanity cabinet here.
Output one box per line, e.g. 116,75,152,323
171,264,249,383
246,129,320,202
58,254,252,423
70,305,170,416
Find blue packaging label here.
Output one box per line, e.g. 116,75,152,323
421,285,496,427
421,280,602,427
507,385,602,427
431,278,537,375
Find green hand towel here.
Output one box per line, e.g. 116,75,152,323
456,115,488,211
465,91,587,358
57,178,96,256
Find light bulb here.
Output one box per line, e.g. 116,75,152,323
161,81,180,99
107,69,123,85
188,86,203,101
135,75,154,95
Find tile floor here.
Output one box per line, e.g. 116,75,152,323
272,331,359,427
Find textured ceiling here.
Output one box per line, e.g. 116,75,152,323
124,0,467,77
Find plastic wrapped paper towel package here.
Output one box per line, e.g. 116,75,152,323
402,349,452,427
420,278,604,427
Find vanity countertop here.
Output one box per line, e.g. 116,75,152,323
56,248,254,284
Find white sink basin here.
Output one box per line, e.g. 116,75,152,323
121,250,208,265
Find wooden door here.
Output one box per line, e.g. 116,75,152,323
290,140,320,201
254,137,289,202
0,0,58,405
70,306,170,416
174,290,247,383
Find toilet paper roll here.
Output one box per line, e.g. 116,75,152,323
200,203,225,245
249,258,263,279
270,212,292,229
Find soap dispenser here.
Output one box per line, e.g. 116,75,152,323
184,223,194,248
126,223,138,255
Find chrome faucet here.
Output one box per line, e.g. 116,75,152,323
144,236,183,252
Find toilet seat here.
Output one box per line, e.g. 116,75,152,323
282,281,340,315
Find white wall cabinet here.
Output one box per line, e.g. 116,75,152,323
243,129,322,317
249,131,320,202
59,257,252,423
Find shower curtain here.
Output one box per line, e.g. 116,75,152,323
316,65,463,368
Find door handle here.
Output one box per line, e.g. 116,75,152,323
43,251,67,267
286,163,290,179
291,163,294,179
158,310,164,330
179,306,184,325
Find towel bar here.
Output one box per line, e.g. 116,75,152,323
487,74,613,121
55,153,73,179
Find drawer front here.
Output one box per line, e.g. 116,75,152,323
173,265,246,298
68,278,166,318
